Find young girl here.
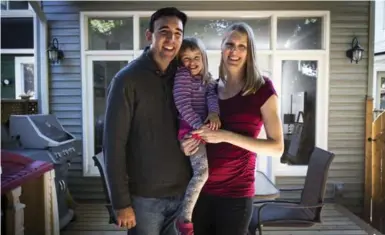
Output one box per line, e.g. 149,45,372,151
173,37,221,235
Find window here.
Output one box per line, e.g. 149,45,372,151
81,11,329,178
139,17,270,50
14,56,35,99
1,18,34,49
1,0,29,10
277,17,323,50
0,0,33,18
88,18,134,50
88,57,130,154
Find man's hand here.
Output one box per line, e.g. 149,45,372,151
116,206,136,229
204,112,221,130
180,136,200,156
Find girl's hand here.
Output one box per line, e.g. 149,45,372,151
204,112,221,130
192,128,229,144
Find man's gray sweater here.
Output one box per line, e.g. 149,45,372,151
103,47,192,210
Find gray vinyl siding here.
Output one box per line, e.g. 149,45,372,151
42,1,370,214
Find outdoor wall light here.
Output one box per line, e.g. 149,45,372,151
2,78,11,86
346,37,364,64
47,38,64,64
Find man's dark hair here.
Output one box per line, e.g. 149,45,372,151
148,7,188,32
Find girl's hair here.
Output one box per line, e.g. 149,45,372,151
179,37,213,85
219,22,265,96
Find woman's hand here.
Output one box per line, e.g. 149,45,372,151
180,137,200,156
191,127,230,144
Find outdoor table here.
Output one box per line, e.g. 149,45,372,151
1,150,60,235
254,170,280,200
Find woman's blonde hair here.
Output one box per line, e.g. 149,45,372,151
219,22,265,96
178,37,213,85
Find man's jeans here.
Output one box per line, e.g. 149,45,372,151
129,195,183,235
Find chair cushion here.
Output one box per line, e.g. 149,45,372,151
248,203,316,233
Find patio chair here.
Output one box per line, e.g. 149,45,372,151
92,152,118,225
248,147,335,235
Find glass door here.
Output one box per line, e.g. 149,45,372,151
271,54,327,177
85,55,131,170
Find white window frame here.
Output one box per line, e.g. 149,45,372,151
80,11,330,178
14,56,36,99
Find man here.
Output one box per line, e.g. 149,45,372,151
103,7,192,235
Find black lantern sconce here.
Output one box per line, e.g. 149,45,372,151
47,38,64,64
346,37,364,64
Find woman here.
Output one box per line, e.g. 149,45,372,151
180,22,284,235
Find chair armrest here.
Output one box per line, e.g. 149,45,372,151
256,201,324,225
279,187,304,192
258,201,323,210
253,200,296,205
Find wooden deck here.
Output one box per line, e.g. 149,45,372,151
61,203,383,235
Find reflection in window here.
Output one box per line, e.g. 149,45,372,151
1,0,29,10
281,60,317,164
139,18,151,49
22,63,34,95
380,77,385,109
1,18,34,49
88,18,133,50
8,1,29,10
277,17,322,50
93,60,128,154
139,17,270,50
1,0,7,10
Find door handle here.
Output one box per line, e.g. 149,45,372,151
58,180,63,191
62,180,66,192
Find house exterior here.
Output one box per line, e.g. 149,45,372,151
29,1,374,216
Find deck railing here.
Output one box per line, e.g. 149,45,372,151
364,97,385,233
1,98,38,124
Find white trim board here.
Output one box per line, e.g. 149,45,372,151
0,10,34,18
33,13,49,114
1,49,34,54
80,10,330,178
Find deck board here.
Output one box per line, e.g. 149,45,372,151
60,203,382,235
